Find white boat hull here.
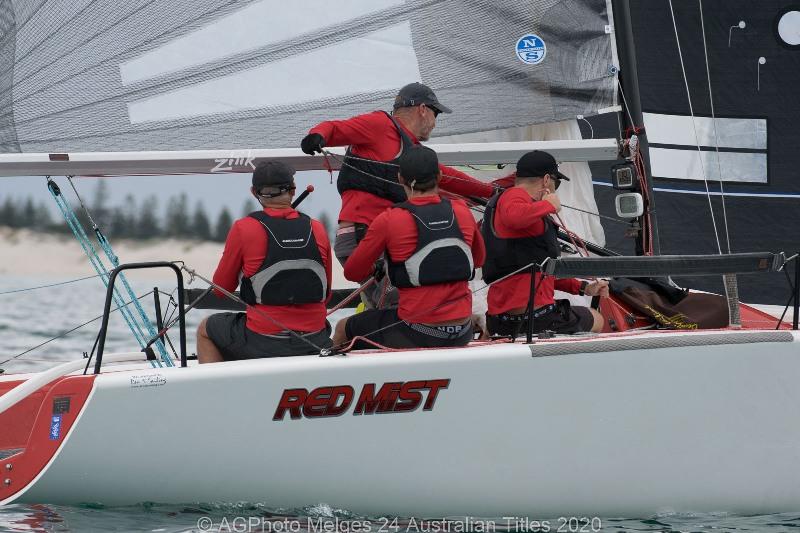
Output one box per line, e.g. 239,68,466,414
2,329,799,517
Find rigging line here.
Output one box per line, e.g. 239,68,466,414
66,176,101,232
560,204,630,225
321,150,493,217
326,148,631,230
0,272,108,296
616,79,638,131
47,178,149,350
699,0,732,254
0,290,155,367
331,260,546,352
147,287,212,348
182,267,326,354
323,149,503,191
66,176,173,364
667,0,723,255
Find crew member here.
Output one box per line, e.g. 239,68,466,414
300,82,494,271
333,145,485,349
483,151,609,337
197,162,333,362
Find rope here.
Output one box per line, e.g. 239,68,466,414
699,0,732,254
50,177,173,367
181,267,327,354
616,80,641,134
0,273,107,296
331,260,547,353
48,178,151,353
327,278,376,315
323,149,501,195
667,0,723,255
0,290,155,367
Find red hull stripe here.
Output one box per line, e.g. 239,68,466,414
0,375,96,502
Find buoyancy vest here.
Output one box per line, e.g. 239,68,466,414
239,211,327,305
336,112,414,204
386,198,475,288
481,190,560,284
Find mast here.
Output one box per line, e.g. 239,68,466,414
612,0,661,256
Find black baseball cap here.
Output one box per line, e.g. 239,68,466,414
398,145,440,185
393,82,452,114
516,151,570,181
252,161,295,192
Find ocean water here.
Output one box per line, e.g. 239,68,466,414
1,276,799,532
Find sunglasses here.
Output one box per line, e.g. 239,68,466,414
257,185,296,198
424,104,440,118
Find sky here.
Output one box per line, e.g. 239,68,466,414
0,170,341,225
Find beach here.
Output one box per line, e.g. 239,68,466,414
0,227,355,287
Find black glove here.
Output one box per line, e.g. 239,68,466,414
373,257,386,281
301,133,325,155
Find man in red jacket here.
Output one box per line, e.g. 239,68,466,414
333,145,485,350
301,82,494,307
197,162,333,363
482,151,608,338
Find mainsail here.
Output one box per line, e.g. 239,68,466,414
0,0,618,153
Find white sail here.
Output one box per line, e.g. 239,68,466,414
0,0,618,153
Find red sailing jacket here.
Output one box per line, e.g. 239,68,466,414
309,111,495,225
343,195,485,324
213,207,332,334
486,187,582,315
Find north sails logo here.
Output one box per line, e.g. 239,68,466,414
429,220,449,225
282,238,304,243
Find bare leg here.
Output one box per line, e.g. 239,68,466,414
332,317,351,347
197,317,224,364
589,308,605,333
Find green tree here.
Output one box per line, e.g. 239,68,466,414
0,196,18,227
241,198,257,217
165,193,190,238
91,180,112,229
137,195,161,239
33,201,53,231
109,195,137,238
192,201,212,241
214,207,233,242
21,197,36,228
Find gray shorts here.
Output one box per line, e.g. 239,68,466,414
205,312,332,360
334,223,398,309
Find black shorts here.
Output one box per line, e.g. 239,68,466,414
486,299,595,338
345,308,473,350
205,312,332,360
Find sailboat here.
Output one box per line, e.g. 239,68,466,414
1,0,799,518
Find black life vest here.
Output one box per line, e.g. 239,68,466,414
336,111,414,204
386,198,474,288
239,211,327,305
481,190,560,284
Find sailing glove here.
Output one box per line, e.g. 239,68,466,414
301,133,325,155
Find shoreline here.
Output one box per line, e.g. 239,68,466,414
0,227,355,287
